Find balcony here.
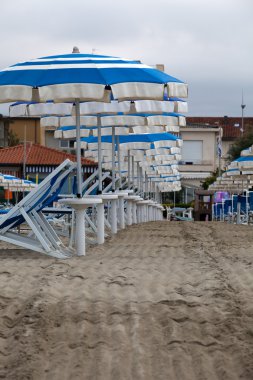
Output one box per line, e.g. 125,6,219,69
179,160,215,173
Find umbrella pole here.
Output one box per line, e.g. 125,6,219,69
98,118,102,193
111,126,116,191
144,171,146,197
75,99,82,198
137,162,141,193
127,150,131,189
152,182,155,200
147,174,150,199
140,166,143,196
23,123,27,179
132,156,135,190
117,135,122,189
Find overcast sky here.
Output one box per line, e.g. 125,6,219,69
0,0,252,117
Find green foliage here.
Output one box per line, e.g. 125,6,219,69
227,132,253,161
162,202,194,208
201,168,219,190
8,129,20,147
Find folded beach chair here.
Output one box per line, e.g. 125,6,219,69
248,192,253,223
223,199,232,222
236,195,249,224
0,159,76,259
212,203,222,221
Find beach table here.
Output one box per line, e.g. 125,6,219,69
59,197,102,255
113,190,129,230
124,195,142,226
85,194,119,243
148,200,156,221
136,200,150,223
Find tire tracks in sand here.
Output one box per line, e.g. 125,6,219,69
0,222,253,379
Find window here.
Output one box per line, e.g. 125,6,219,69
59,140,75,149
182,141,203,163
45,131,59,149
59,140,69,149
0,121,8,147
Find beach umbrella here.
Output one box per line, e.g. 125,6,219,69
215,165,253,191
10,98,185,193
0,174,37,204
9,98,187,118
80,132,180,149
47,109,184,191
43,111,185,132
0,48,187,196
224,151,253,186
234,156,253,172
79,132,182,192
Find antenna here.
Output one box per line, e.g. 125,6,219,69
241,89,246,135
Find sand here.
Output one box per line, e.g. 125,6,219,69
0,221,253,380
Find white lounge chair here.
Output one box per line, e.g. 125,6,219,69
0,159,76,259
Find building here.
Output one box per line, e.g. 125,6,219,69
0,115,41,147
178,123,219,202
179,123,219,180
186,116,253,166
178,116,253,201
0,143,97,183
0,115,84,154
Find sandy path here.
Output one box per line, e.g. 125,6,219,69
0,221,253,379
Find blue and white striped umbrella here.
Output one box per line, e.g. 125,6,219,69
80,132,180,149
40,111,186,130
9,98,187,118
234,156,253,169
81,132,181,188
0,48,187,195
0,174,37,191
0,50,187,103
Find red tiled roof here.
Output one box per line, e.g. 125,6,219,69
0,144,96,166
186,117,253,139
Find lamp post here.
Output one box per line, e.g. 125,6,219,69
241,90,246,135
23,123,27,179
218,126,223,177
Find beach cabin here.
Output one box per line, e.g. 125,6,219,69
194,189,215,221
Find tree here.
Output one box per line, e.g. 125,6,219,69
8,129,20,147
201,168,220,190
227,132,253,162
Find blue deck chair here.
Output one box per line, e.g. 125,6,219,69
212,203,216,220
248,192,253,212
213,203,222,220
223,199,232,216
232,195,238,213
237,195,248,215
0,159,76,258
248,192,253,223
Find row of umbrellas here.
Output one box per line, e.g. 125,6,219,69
9,99,185,192
210,145,253,192
0,47,188,196
0,174,37,192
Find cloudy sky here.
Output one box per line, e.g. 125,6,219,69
0,0,252,117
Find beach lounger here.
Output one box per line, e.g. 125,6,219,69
236,195,249,224
0,159,76,259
